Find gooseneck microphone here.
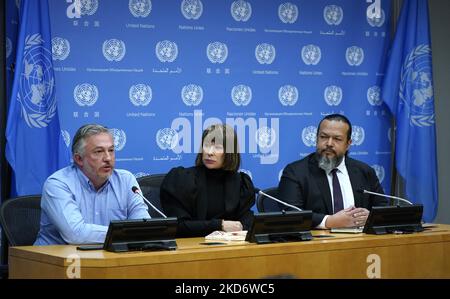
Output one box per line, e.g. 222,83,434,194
255,188,303,212
132,186,167,218
358,189,414,206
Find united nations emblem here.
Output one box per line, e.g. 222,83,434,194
102,39,126,62
371,164,385,183
52,37,70,61
323,5,343,26
367,8,385,27
367,86,382,106
238,168,253,179
156,128,179,150
351,126,365,146
61,130,71,148
129,0,152,18
207,42,228,64
324,85,343,106
301,44,321,65
278,2,298,24
181,84,203,106
134,172,150,179
80,0,98,16
17,34,57,128
74,83,99,107
181,0,203,20
278,85,298,106
231,0,252,22
255,127,276,149
129,84,152,106
400,44,435,127
301,126,317,147
255,43,276,65
231,84,252,106
156,40,178,63
6,37,12,58
345,46,364,66
109,128,127,151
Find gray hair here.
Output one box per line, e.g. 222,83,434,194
72,124,111,156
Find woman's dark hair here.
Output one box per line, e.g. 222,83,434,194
317,113,352,142
195,124,241,172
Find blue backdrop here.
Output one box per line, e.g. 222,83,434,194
6,0,393,196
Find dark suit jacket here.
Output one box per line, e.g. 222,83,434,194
160,166,255,237
278,153,387,227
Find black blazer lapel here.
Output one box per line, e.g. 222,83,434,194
309,155,333,214
346,158,364,208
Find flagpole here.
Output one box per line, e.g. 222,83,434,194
388,0,403,203
389,119,398,204
0,0,11,276
392,0,403,32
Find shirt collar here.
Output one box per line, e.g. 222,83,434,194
75,165,110,192
327,156,348,176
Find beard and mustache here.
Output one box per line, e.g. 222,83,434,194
317,148,344,173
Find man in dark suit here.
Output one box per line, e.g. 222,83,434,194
278,114,386,229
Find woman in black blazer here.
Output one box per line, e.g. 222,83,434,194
160,124,255,237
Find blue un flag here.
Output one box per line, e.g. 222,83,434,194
6,0,70,196
381,0,438,222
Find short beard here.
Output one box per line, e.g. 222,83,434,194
317,152,343,173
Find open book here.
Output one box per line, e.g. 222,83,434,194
205,230,248,241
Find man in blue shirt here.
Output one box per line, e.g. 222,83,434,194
34,124,150,245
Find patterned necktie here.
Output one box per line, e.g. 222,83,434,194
331,169,344,213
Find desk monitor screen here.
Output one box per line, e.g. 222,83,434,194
363,205,424,235
103,217,178,252
246,211,313,244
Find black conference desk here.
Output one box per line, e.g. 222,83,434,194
8,224,450,279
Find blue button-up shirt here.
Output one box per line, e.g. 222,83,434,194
34,165,150,245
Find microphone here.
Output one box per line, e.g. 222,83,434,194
132,186,167,218
358,189,414,206
254,188,303,212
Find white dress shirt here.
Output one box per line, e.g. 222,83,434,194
317,156,355,229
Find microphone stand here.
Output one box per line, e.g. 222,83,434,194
257,190,303,212
362,189,413,206
132,187,167,218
